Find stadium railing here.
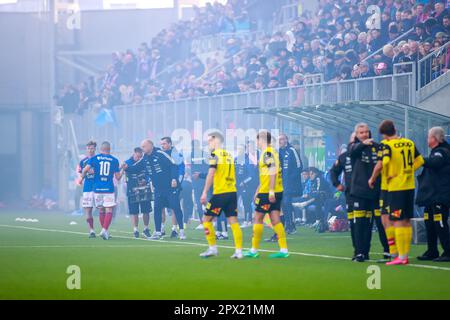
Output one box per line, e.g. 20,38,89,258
362,27,414,64
66,63,415,154
417,41,450,101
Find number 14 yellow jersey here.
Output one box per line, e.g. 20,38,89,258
382,138,424,192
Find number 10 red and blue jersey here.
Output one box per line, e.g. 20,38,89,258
87,153,120,193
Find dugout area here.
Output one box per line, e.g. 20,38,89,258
245,100,450,153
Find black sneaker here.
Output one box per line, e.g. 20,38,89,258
170,230,178,238
143,228,151,238
354,254,365,262
265,233,278,242
133,230,140,239
433,253,450,262
417,251,439,261
287,227,297,235
161,230,166,237
88,231,96,239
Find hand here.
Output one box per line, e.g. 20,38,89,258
171,179,177,188
76,177,83,186
363,139,374,146
368,177,375,189
121,163,128,170
200,192,207,205
336,184,345,192
269,192,276,203
192,172,200,180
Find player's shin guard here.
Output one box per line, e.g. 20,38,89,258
203,221,217,248
230,223,243,250
251,223,264,251
386,226,398,256
273,222,288,252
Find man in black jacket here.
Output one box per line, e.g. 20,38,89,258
416,127,450,262
330,137,356,259
279,134,303,234
348,123,384,262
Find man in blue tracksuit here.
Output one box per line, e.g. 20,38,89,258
279,134,303,234
160,136,185,238
235,144,259,226
125,139,185,240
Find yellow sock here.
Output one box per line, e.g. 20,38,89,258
230,223,243,250
252,223,263,250
395,227,408,259
273,222,288,251
404,226,413,256
386,226,398,256
203,221,216,247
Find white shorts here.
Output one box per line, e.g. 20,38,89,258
82,192,95,208
94,193,116,208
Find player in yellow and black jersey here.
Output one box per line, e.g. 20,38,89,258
199,131,243,259
244,131,289,259
369,120,424,265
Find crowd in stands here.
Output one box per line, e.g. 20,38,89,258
56,0,449,115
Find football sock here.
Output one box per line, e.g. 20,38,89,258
230,223,243,250
133,227,138,232
99,212,105,228
86,217,94,230
103,212,113,230
386,226,398,257
395,226,410,260
251,223,264,252
273,222,288,252
203,221,217,248
404,226,412,258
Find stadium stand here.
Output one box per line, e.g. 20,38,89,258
55,0,449,115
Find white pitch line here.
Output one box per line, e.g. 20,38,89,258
0,244,191,249
1,224,450,271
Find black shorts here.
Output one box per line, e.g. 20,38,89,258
204,192,238,218
388,190,415,221
127,199,152,215
351,197,374,218
379,190,389,215
255,192,283,214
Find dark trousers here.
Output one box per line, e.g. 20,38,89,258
216,212,228,233
192,182,204,221
424,204,450,255
281,193,295,230
153,191,184,232
240,189,253,222
363,213,389,257
180,181,193,224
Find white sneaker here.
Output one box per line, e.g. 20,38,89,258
148,232,162,240
240,221,248,228
179,230,186,240
230,251,243,259
199,248,218,258
195,224,204,230
101,230,109,240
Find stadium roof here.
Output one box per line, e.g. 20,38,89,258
243,100,450,137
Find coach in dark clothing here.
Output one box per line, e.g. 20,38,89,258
330,145,356,258
279,134,303,233
348,123,388,262
417,127,450,262
127,139,184,239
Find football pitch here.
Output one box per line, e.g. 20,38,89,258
1,210,450,300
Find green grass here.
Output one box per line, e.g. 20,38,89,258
0,209,450,299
